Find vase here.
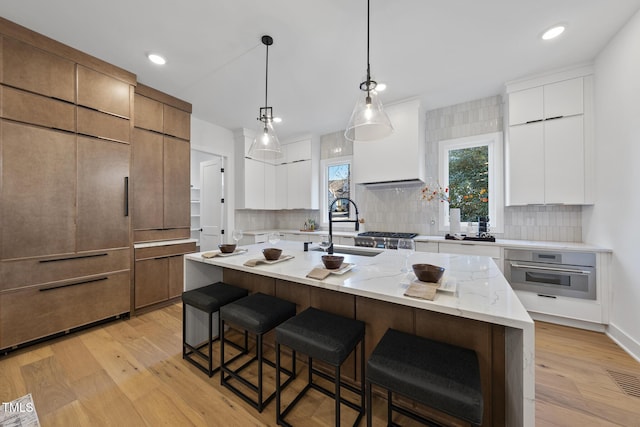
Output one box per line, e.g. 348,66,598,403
449,208,461,234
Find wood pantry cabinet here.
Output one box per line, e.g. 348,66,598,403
0,18,136,351
132,84,192,242
506,69,594,205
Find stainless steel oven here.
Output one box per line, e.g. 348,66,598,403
504,249,596,300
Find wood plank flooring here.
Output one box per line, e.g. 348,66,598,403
1,303,639,426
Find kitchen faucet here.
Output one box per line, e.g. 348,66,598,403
328,197,359,254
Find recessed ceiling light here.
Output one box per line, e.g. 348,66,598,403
542,25,565,40
147,53,166,65
376,83,387,92
273,117,282,123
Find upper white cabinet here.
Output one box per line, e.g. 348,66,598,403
235,130,319,210
353,98,425,185
506,65,594,206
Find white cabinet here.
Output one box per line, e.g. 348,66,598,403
506,69,593,205
235,130,319,210
190,187,201,244
353,98,425,185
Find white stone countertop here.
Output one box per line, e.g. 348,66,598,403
241,229,611,252
187,241,533,329
185,240,535,426
134,238,197,249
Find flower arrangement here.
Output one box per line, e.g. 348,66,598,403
420,184,449,203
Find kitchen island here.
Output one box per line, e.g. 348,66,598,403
184,241,534,427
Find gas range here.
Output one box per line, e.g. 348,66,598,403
354,231,418,250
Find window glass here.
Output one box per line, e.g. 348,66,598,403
438,132,503,233
448,145,489,222
321,157,353,225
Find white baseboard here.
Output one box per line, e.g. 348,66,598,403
528,312,606,332
606,323,640,364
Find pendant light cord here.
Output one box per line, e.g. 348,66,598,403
264,41,269,113
366,0,372,100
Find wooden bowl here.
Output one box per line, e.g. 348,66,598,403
218,244,236,254
263,247,282,261
322,255,344,270
412,264,445,283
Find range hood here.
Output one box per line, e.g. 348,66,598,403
352,98,425,186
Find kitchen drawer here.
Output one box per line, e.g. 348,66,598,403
0,270,130,349
0,248,130,291
135,242,196,260
1,36,75,102
77,65,131,118
514,290,603,324
1,86,75,131
415,242,438,253
77,107,130,143
438,242,501,259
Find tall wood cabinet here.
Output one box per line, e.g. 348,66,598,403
0,18,134,351
132,84,191,243
132,84,194,311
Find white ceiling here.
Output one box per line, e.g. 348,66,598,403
2,1,640,141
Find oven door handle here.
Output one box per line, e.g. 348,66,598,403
509,262,592,275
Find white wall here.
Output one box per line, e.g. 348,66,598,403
584,9,640,360
190,116,237,239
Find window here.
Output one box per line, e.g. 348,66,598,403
438,132,504,233
320,157,354,226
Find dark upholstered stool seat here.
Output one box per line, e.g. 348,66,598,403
181,282,248,377
220,292,296,334
275,307,366,427
367,328,483,426
276,307,365,366
182,282,248,313
220,293,296,412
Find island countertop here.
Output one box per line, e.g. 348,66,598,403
184,241,535,426
185,241,533,330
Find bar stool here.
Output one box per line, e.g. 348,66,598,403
220,292,297,412
366,328,483,427
181,282,249,377
275,307,366,427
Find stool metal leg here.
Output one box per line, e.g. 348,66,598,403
387,390,393,426
208,310,213,376
335,364,341,427
257,333,263,411
366,380,372,427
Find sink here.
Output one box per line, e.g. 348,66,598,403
311,245,382,257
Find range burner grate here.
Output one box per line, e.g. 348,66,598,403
358,231,418,239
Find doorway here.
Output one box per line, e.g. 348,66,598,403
191,150,226,251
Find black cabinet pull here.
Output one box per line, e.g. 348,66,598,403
545,115,564,121
124,177,129,217
39,276,108,292
39,253,108,263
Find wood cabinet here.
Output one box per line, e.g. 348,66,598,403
1,36,75,102
0,19,135,351
134,242,196,310
132,85,191,242
506,70,593,205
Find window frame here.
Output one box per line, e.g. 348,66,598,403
438,131,504,233
320,156,355,228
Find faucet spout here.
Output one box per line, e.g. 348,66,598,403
328,197,360,254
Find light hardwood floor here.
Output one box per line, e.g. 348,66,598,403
1,303,639,426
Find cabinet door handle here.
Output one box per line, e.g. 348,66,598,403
545,115,563,121
124,177,129,217
39,253,108,263
39,276,108,292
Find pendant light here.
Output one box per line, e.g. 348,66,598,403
248,35,283,160
344,0,393,142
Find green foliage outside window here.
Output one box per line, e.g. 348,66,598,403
448,146,489,223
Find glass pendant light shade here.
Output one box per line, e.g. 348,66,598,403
247,35,283,161
344,88,393,141
344,0,393,142
248,107,282,161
